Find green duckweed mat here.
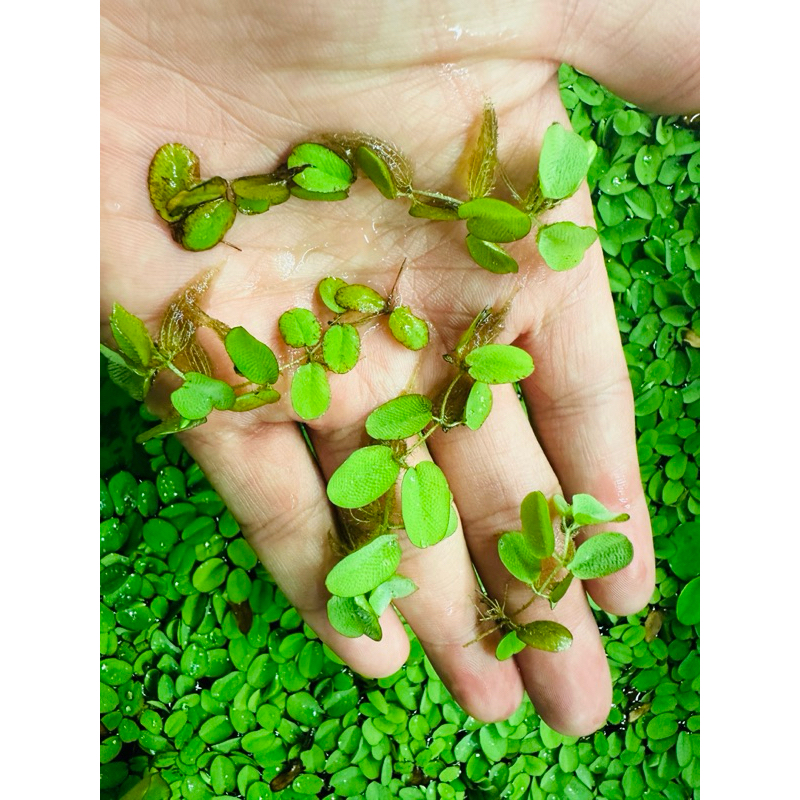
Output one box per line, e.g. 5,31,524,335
100,65,699,799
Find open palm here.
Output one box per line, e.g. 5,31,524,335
101,0,698,734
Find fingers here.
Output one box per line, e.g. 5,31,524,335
428,385,612,736
178,415,410,678
517,234,655,617
309,425,525,723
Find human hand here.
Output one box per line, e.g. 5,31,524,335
101,0,699,735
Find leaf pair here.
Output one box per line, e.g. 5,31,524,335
497,491,554,587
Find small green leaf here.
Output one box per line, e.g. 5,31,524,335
465,344,534,384
365,394,433,440
538,122,595,200
288,143,354,193
612,109,643,136
325,534,402,597
458,198,532,243
326,445,400,508
676,577,700,626
464,381,493,430
107,360,151,402
136,416,206,443
547,572,574,608
171,373,236,420
571,494,630,526
497,531,541,585
231,174,290,214
520,491,555,559
568,533,633,579
495,631,526,661
468,101,499,200
388,306,429,351
173,198,237,251
231,388,281,412
327,595,382,641
401,462,452,548
537,221,598,271
322,324,360,374
225,326,279,385
516,620,573,652
278,308,322,348
289,185,350,202
119,774,171,800
355,146,397,199
291,363,331,420
335,284,387,314
318,277,349,313
110,303,154,369
369,575,418,616
408,197,461,220
193,557,229,592
635,144,665,185
465,235,519,274
552,494,571,517
148,143,201,221
166,176,228,216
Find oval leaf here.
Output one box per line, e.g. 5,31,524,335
676,577,700,627
369,575,418,616
171,373,235,420
318,277,349,313
288,143,354,193
110,303,153,369
465,235,519,274
326,445,400,508
520,491,554,559
335,284,387,314
327,595,382,641
148,143,200,221
365,394,433,440
465,344,534,384
389,306,429,351
497,531,541,585
547,572,574,609
232,388,280,412
537,221,598,272
166,176,228,216
459,198,532,243
538,122,594,200
231,174,290,214
291,363,330,420
516,620,573,652
325,534,402,597
355,146,397,199
571,494,630,526
464,381,492,430
174,198,237,252
322,324,360,374
401,462,451,548
495,630,527,661
568,532,634,580
225,326,279,385
279,308,321,348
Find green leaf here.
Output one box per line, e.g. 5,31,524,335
365,394,433,440
458,198,532,243
225,326,279,385
568,532,633,579
173,198,237,251
408,195,461,220
231,388,281,412
520,491,555,559
369,575,418,616
288,143,354,193
291,363,331,420
547,572,574,608
326,445,400,508
322,324,360,374
325,534,402,597
318,277,349,313
327,595,382,641
335,284,387,314
278,308,322,348
570,494,630,526
355,146,398,199
110,303,154,369
193,557,229,592
495,631,526,661
464,381,493,430
468,102,498,199
634,144,665,185
290,185,350,202
171,372,236,420
613,109,643,136
465,344,534,384
538,122,595,200
516,620,573,652
107,360,151,402
231,174,290,214
497,531,541,585
537,221,598,271
166,176,228,216
148,143,201,221
401,462,452,548
388,306,429,350
676,577,700,626
465,235,519,274
119,774,171,800
136,416,206,443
